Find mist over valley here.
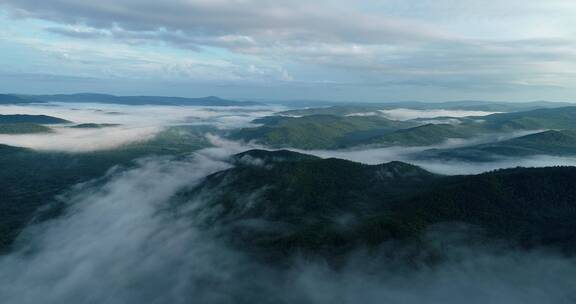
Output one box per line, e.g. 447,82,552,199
2,0,576,302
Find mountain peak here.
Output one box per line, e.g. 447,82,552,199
233,149,320,166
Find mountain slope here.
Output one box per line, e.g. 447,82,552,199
278,101,573,117
0,114,70,124
231,115,416,149
234,106,576,150
420,130,576,161
0,123,53,134
0,126,214,251
0,94,43,104
177,150,576,258
480,106,576,131
363,123,477,147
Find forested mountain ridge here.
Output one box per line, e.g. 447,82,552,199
0,114,70,124
176,150,576,259
419,129,576,161
232,106,576,149
278,100,574,117
0,94,44,104
0,126,214,251
230,115,415,149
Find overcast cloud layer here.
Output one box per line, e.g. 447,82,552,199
0,0,575,101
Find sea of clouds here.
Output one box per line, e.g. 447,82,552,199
0,102,281,152
2,102,576,302
1,142,575,303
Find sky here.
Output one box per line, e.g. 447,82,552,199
0,0,575,102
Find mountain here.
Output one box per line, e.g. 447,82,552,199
230,115,416,149
179,150,437,256
30,93,261,106
0,114,70,124
479,106,576,131
0,94,43,104
361,123,477,147
0,126,214,251
0,145,135,250
0,123,53,134
419,130,576,161
69,123,121,128
233,106,576,150
177,150,576,259
278,100,574,117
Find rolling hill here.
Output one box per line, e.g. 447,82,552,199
69,123,121,128
176,150,576,260
0,126,214,251
419,130,576,161
361,123,477,147
0,114,70,124
479,106,576,131
0,94,44,104
0,123,53,134
233,106,576,150
278,100,573,117
230,115,415,149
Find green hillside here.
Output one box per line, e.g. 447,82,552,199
233,106,576,150
0,94,43,104
363,123,477,147
278,101,573,117
231,115,414,149
480,106,576,131
0,126,214,251
0,114,70,124
177,150,576,259
69,123,121,128
420,130,576,161
0,123,53,134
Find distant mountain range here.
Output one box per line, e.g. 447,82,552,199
0,114,70,124
419,129,576,161
2,93,574,109
0,123,53,134
231,115,415,149
0,94,41,104
278,100,575,115
0,114,70,134
232,106,576,150
0,93,262,106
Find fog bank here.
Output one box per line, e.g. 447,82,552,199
1,145,575,303
0,102,281,152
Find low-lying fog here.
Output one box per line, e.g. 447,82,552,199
2,102,576,302
378,108,499,121
2,102,576,174
1,144,575,304
295,132,576,175
0,103,281,152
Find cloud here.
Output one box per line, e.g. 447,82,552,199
291,130,576,175
1,144,576,303
378,109,499,121
1,1,450,46
0,126,160,152
0,102,282,151
2,0,576,99
0,151,240,304
412,155,576,175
